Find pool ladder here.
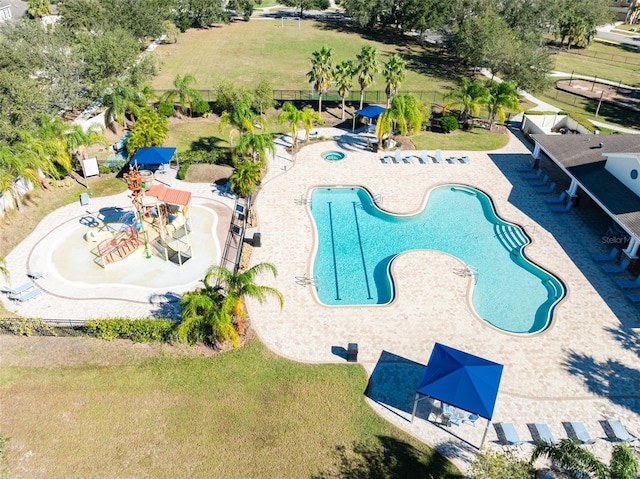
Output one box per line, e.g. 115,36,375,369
372,193,383,205
295,275,317,286
454,265,478,283
295,195,311,206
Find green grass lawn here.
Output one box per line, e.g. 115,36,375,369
152,20,459,94
412,128,510,151
0,338,463,479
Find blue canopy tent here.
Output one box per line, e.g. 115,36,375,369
352,105,386,132
129,147,176,170
410,343,504,448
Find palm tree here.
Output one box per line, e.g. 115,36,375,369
375,94,424,148
0,145,40,212
306,46,334,113
382,54,406,108
125,107,169,158
164,74,201,117
63,124,109,168
300,106,324,143
333,60,355,121
531,439,638,479
229,159,263,197
278,102,303,151
204,263,284,329
356,46,380,111
236,131,275,163
442,79,490,125
220,100,260,145
486,80,521,128
102,80,146,130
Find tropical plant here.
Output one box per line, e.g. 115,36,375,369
301,106,324,143
229,159,263,197
236,132,275,163
220,100,262,144
486,80,521,128
531,438,639,479
307,46,334,113
204,263,284,333
125,107,169,157
163,74,201,117
0,145,41,212
356,45,379,111
278,101,303,151
62,124,109,168
470,448,532,479
382,54,406,108
27,0,51,18
442,79,490,125
102,80,146,129
333,60,355,121
440,115,459,133
375,94,424,147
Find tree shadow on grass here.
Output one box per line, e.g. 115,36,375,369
311,435,464,479
189,136,228,152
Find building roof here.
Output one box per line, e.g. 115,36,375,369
532,134,640,237
144,184,191,206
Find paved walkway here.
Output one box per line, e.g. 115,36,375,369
3,127,640,474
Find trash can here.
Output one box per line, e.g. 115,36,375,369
253,232,261,247
347,343,358,362
372,142,378,153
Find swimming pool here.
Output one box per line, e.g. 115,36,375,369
309,185,565,334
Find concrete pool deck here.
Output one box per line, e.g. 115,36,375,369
3,126,640,472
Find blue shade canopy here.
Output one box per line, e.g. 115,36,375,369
129,147,176,166
416,343,503,420
354,105,386,119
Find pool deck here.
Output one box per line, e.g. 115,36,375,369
3,126,640,473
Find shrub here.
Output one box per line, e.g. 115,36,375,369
177,162,190,180
179,149,223,164
440,115,459,133
84,318,176,343
0,318,57,337
566,111,596,133
157,101,175,117
192,99,211,117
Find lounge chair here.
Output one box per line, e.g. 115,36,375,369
529,175,550,187
603,419,636,442
464,413,480,426
13,287,42,302
460,155,470,164
434,149,443,164
446,156,458,164
529,423,556,444
27,272,43,280
380,156,392,164
546,191,568,204
593,247,619,262
618,275,640,289
419,150,429,164
403,154,413,163
568,422,595,444
2,281,34,297
494,422,523,446
602,258,630,274
392,150,401,164
523,168,543,180
536,182,556,194
551,201,573,213
80,192,90,206
517,160,536,172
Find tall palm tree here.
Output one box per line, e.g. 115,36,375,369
0,145,40,212
278,101,303,151
486,80,521,128
531,439,638,479
356,46,379,111
442,78,490,125
333,60,355,121
306,46,334,113
300,106,324,143
164,74,201,117
382,54,406,108
229,159,263,197
375,94,423,148
102,80,146,129
220,100,260,145
235,131,275,163
63,124,109,168
204,263,284,326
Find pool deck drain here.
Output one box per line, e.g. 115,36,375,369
3,127,640,473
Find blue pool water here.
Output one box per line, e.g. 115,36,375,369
309,185,565,334
322,151,345,161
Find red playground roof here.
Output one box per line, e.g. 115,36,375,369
144,184,191,206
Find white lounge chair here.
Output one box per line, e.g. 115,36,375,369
380,155,392,164
593,247,618,262
403,154,413,163
14,288,42,302
529,175,550,187
530,423,556,444
460,155,470,164
2,281,34,297
392,149,401,164
495,422,523,446
27,271,43,280
618,275,640,289
546,191,568,204
569,422,595,444
80,192,90,206
523,168,543,180
536,182,556,194
551,201,573,213
603,419,636,442
446,156,458,164
602,258,630,274
419,150,429,164
434,149,443,164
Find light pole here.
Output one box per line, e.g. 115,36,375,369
595,89,605,118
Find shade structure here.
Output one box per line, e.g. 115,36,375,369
354,105,386,119
415,343,503,420
129,147,176,167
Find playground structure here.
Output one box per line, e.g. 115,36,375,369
90,165,194,268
